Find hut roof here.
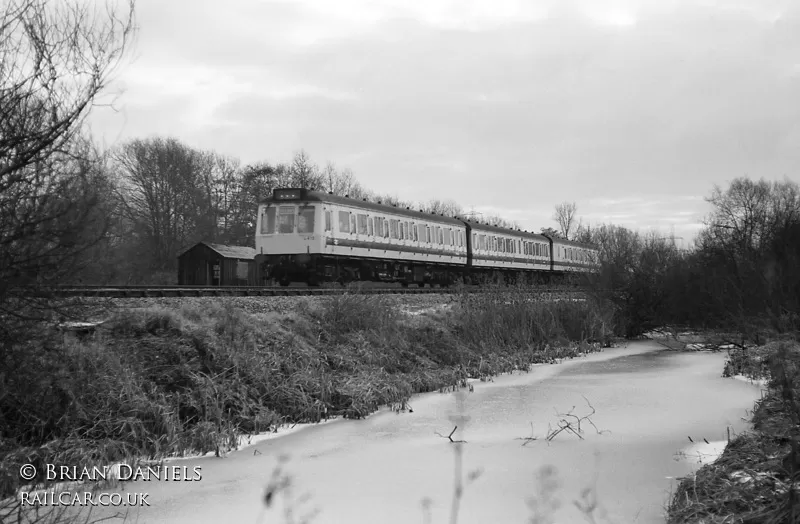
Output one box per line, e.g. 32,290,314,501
179,242,256,260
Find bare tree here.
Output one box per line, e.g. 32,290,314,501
553,201,578,240
420,199,464,217
0,0,136,319
290,150,321,189
115,137,206,273
0,0,137,518
697,177,800,333
485,215,522,229
539,227,562,238
318,162,352,195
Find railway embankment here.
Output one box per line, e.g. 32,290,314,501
0,287,614,504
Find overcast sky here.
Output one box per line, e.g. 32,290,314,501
89,0,800,246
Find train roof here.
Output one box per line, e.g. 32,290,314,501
262,189,466,226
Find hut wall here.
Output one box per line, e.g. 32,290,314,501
220,258,257,286
178,244,257,286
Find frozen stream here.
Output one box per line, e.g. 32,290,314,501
100,341,763,524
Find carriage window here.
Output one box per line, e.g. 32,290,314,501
436,227,443,244
324,210,332,232
443,228,451,245
425,226,431,243
403,222,409,240
384,219,390,238
298,206,315,233
278,206,295,234
350,214,356,234
412,223,418,241
367,216,374,236
374,217,383,237
262,207,276,234
338,211,350,233
357,214,368,235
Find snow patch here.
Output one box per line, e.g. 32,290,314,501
732,374,769,387
678,440,728,465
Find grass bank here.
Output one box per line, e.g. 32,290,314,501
666,339,800,523
0,286,615,508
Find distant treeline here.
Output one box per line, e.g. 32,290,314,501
578,177,800,338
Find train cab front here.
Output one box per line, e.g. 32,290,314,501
255,188,325,286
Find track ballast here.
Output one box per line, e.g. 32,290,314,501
49,285,586,299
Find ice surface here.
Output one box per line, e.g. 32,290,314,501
88,341,764,524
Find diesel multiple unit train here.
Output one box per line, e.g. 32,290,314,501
254,188,599,287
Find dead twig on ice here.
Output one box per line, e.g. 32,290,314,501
546,396,609,442
436,425,467,444
515,422,539,446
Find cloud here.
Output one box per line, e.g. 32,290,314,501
90,0,800,246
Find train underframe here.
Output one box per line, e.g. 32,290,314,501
255,253,561,287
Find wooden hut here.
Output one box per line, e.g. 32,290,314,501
177,242,257,286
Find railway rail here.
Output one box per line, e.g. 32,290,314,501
48,284,587,299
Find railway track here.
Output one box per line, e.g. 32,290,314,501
48,285,587,299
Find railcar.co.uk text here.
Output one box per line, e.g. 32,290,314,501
17,463,203,507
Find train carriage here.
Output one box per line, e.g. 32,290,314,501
255,188,599,287
466,221,553,282
255,189,468,286
550,237,599,273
